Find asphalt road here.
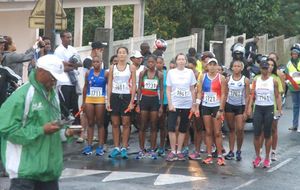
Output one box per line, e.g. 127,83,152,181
1,107,300,190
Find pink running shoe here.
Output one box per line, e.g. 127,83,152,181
253,157,262,168
263,159,271,168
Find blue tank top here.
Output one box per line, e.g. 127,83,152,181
87,68,106,97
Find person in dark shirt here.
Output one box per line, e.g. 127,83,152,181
0,66,20,107
245,36,259,64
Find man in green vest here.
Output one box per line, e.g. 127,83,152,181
286,44,300,131
0,54,80,190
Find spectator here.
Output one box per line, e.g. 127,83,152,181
230,36,244,54
245,36,259,64
0,55,80,190
2,35,35,79
54,31,82,125
140,42,151,66
28,36,53,75
83,41,107,70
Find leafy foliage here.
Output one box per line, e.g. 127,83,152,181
64,0,300,45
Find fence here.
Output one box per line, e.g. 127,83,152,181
76,33,198,69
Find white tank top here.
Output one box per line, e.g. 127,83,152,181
112,64,131,94
255,76,274,106
227,75,246,106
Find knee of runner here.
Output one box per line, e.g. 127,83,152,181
214,130,222,138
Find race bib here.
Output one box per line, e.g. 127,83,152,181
113,82,128,92
256,92,271,102
144,79,158,90
229,89,243,98
175,88,190,97
203,92,218,104
89,87,102,97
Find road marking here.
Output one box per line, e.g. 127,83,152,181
233,179,258,190
154,174,206,186
102,171,157,182
61,168,110,179
267,158,293,173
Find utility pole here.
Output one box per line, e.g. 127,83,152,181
45,0,56,50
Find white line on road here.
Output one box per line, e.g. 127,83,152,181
233,179,258,190
267,158,293,173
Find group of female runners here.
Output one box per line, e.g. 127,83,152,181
80,45,284,168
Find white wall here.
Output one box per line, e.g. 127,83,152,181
0,10,38,53
0,10,38,82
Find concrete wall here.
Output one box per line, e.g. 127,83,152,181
0,10,38,53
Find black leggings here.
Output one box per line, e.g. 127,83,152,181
253,105,274,138
167,109,190,133
59,85,80,125
10,179,58,190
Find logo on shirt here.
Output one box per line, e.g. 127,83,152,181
32,102,43,111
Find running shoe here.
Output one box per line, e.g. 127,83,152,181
177,153,186,161
212,150,218,158
157,147,166,157
288,127,297,131
109,147,120,158
136,150,146,160
297,128,300,133
189,151,202,160
217,157,226,166
222,149,227,156
166,152,177,162
271,151,277,161
76,137,84,143
150,150,158,160
236,150,242,161
203,156,213,165
95,146,104,156
252,156,262,168
182,146,189,158
225,151,234,160
121,148,128,159
82,145,93,155
263,159,271,168
200,148,206,153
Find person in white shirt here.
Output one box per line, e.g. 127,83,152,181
165,53,197,162
54,31,82,125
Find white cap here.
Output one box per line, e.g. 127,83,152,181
37,55,69,82
130,50,143,58
207,58,218,65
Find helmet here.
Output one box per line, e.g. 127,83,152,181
154,39,167,51
233,44,245,55
201,51,215,60
256,54,268,64
291,43,300,54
